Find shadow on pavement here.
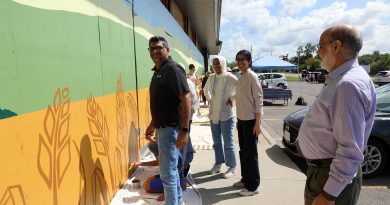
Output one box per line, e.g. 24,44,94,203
265,144,305,173
263,101,287,106
192,171,224,185
363,167,390,187
196,186,240,204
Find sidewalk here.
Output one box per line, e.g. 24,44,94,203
189,107,306,205
111,107,306,204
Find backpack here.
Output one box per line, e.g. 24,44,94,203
295,96,307,106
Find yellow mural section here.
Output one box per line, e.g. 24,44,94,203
0,83,151,205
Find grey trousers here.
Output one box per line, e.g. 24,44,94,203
304,164,362,205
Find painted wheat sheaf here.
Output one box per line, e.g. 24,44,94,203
87,94,115,196
0,185,26,205
37,88,71,205
115,76,127,187
127,93,139,163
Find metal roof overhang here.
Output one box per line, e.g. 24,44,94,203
175,0,222,55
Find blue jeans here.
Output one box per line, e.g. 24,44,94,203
157,127,182,205
210,117,236,168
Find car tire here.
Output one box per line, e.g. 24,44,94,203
362,139,388,178
277,83,284,89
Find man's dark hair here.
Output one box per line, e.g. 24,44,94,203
149,36,169,48
189,64,195,70
235,50,252,67
328,25,362,57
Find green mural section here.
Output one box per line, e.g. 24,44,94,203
0,0,204,117
0,1,137,116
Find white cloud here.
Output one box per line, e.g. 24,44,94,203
219,0,390,61
280,0,317,16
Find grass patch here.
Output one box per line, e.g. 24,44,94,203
286,76,300,82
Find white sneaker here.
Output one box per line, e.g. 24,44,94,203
222,167,236,178
209,164,221,174
238,189,259,196
233,181,245,188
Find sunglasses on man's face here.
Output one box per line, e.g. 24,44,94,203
148,46,165,52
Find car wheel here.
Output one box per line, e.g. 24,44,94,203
277,83,284,89
362,139,388,178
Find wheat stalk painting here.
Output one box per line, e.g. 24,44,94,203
0,185,26,205
87,93,114,196
115,76,128,187
37,88,71,205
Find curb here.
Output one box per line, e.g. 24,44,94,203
261,125,277,145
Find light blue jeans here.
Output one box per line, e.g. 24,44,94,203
156,127,182,205
210,117,236,168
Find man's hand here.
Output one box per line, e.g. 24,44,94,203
253,122,262,138
176,131,188,149
145,135,156,143
226,98,233,107
145,123,156,139
129,161,141,168
311,194,335,205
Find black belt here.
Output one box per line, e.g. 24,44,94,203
306,158,333,167
156,125,177,129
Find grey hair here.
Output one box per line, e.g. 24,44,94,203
327,25,362,57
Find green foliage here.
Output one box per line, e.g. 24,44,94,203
370,53,390,75
227,61,236,69
291,43,319,72
305,57,321,70
290,46,390,75
358,54,374,65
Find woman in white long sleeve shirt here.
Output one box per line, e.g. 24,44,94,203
203,55,238,178
233,50,263,196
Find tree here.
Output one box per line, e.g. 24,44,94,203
227,61,236,69
304,43,317,58
358,54,374,65
370,53,390,75
305,58,321,70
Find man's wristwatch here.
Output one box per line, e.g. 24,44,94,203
180,127,189,133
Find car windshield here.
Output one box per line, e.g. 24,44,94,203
376,90,390,113
376,83,390,93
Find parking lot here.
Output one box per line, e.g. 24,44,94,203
261,81,390,204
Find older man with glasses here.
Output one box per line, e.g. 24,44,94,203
298,25,376,205
145,36,191,205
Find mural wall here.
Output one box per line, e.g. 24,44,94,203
0,0,204,204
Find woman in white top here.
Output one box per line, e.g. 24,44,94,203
188,64,201,115
203,55,238,178
233,50,263,196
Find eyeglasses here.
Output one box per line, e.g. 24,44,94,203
235,57,247,62
317,41,335,49
148,46,165,52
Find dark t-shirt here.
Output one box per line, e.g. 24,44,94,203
149,57,189,128
202,76,209,89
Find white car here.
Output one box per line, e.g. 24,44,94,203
375,71,390,86
258,73,288,89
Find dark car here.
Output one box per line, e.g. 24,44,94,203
282,90,390,178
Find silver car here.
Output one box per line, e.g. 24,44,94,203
258,73,288,89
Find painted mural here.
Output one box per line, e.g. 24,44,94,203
0,0,204,204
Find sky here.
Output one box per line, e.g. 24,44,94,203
219,0,390,61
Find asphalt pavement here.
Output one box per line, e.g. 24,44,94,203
190,106,306,205
261,81,390,205
190,81,390,205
